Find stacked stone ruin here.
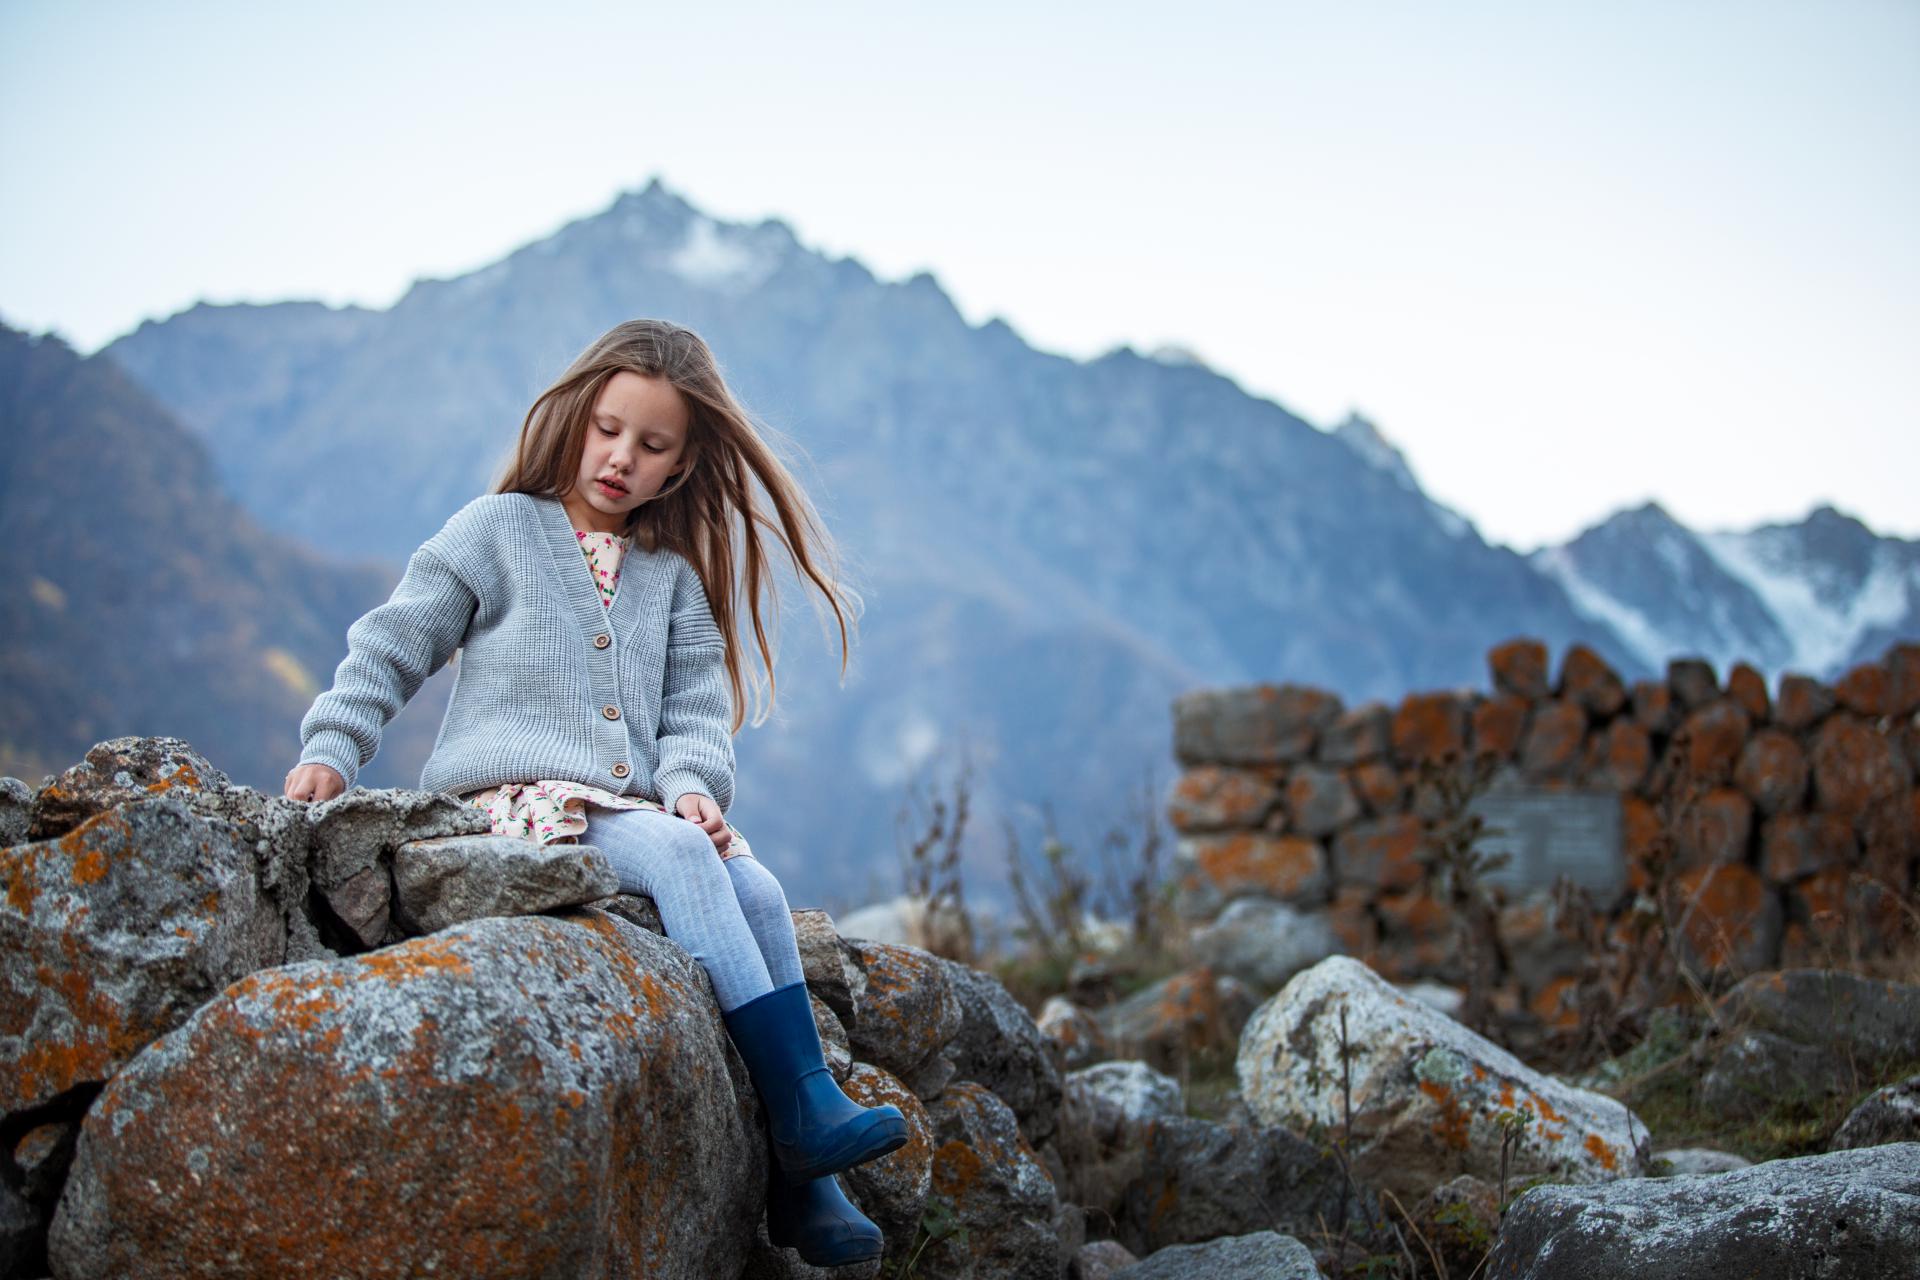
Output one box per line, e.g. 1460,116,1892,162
1167,638,1920,1022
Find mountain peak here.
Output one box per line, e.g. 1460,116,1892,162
1613,499,1682,532
1332,411,1410,482
616,176,695,216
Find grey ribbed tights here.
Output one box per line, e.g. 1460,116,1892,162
581,807,804,1012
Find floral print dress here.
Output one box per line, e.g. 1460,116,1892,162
460,528,751,861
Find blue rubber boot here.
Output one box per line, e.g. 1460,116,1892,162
722,979,909,1183
766,1169,885,1267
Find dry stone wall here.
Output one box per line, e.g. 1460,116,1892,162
1167,639,1920,1020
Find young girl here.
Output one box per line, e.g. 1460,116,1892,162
283,319,902,1267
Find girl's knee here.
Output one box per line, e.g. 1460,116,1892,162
725,853,791,914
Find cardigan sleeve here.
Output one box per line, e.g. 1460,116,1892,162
297,539,478,791
653,558,737,815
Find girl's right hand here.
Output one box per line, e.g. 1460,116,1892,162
285,763,346,804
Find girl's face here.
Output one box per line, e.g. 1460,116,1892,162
565,370,693,535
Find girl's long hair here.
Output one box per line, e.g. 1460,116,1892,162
491,319,859,733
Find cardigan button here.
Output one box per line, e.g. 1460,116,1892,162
611,762,630,779
593,633,611,649
602,705,621,720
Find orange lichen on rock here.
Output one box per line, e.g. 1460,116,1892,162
1191,832,1324,900
1582,1132,1618,1171
143,762,205,794
1418,1079,1472,1152
931,1138,983,1197
1530,1095,1568,1129
1621,795,1663,891
66,841,110,886
1470,694,1529,760
12,952,151,1108
1167,765,1281,832
1673,864,1770,970
359,935,476,985
4,843,45,914
1392,692,1467,766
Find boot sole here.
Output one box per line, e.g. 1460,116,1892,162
778,1110,911,1183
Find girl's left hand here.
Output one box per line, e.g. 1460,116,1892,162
673,793,733,856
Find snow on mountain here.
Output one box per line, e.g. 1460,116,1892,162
1532,502,1919,682
663,214,782,293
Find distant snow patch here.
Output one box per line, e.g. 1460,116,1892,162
1532,546,1672,672
664,216,776,291
1652,527,1697,580
1699,533,1914,674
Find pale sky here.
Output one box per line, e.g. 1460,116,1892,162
3,0,1914,551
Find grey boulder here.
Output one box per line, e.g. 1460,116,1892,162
1486,1143,1920,1279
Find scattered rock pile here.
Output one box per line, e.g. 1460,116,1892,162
9,728,1918,1280
0,736,1083,1280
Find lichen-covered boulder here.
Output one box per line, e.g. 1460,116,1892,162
918,1082,1060,1280
389,832,618,934
1237,957,1647,1200
933,955,1062,1145
845,940,963,1096
2,794,288,1125
47,909,763,1280
839,1063,936,1275
1485,1144,1920,1279
22,737,230,841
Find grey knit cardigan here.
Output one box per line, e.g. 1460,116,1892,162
297,491,736,814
